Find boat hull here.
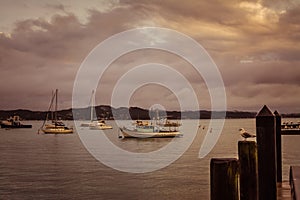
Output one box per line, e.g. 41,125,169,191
42,130,73,134
88,121,113,130
90,126,113,130
42,127,73,134
0,124,32,128
119,127,182,138
80,123,91,127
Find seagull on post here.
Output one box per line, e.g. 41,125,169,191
239,128,256,140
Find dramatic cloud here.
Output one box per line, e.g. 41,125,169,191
0,0,299,112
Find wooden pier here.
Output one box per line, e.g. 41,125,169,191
210,105,299,200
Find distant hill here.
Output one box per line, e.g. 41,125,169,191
0,106,299,120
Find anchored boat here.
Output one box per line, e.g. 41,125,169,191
119,119,182,138
281,121,300,135
80,90,112,130
0,116,32,128
40,89,73,134
89,120,113,130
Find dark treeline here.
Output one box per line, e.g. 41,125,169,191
0,106,299,120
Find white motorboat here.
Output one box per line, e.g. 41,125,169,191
119,119,182,138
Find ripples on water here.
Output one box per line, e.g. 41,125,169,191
0,119,299,199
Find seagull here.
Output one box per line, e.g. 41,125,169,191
239,128,256,140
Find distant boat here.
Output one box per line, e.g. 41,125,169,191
281,121,300,130
40,89,73,134
89,120,113,130
80,90,112,130
281,121,300,135
119,118,182,138
0,115,32,128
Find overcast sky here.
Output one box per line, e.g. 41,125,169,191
0,0,299,113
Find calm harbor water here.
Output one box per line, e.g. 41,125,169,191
1,119,300,199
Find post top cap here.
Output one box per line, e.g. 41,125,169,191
256,105,274,117
274,110,280,116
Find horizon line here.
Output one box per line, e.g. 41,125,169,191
0,105,298,115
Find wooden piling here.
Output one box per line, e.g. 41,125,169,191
238,141,258,200
210,158,239,200
256,105,277,200
290,166,300,200
274,110,282,182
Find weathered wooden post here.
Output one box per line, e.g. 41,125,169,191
290,166,300,200
238,141,258,200
210,158,239,200
256,105,277,200
274,110,282,182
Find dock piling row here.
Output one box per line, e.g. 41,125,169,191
210,105,296,199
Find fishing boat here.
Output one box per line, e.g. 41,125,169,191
0,115,32,128
119,118,182,138
80,90,112,130
40,89,73,134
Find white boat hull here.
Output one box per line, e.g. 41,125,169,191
80,122,91,127
89,125,113,130
119,127,182,138
88,121,113,130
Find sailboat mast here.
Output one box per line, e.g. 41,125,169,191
55,89,58,122
51,90,54,121
91,90,95,121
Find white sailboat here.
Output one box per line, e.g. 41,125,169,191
40,89,73,134
80,90,96,127
80,90,112,130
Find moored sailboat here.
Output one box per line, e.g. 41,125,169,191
80,90,112,130
40,89,73,134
